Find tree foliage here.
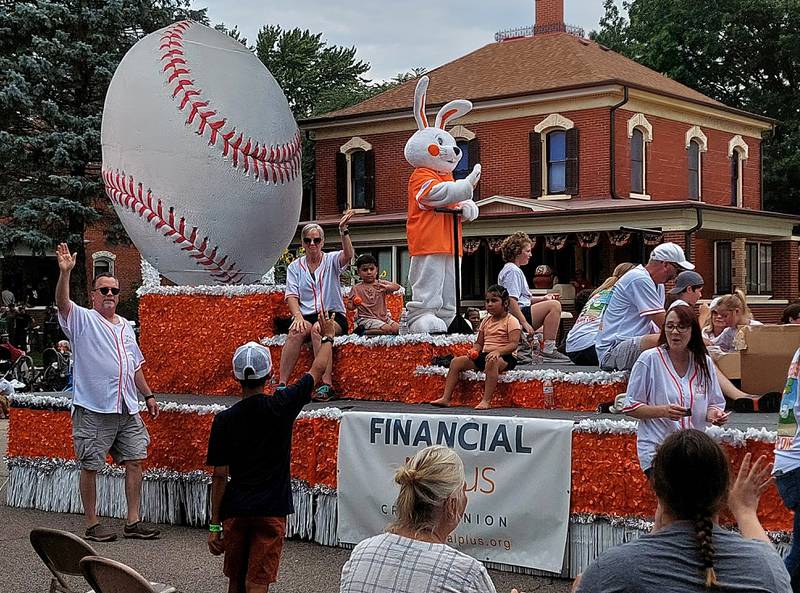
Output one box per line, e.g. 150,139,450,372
592,0,800,214
0,0,206,300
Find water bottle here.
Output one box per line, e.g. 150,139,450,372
399,309,409,336
543,379,555,409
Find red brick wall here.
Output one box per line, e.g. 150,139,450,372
84,201,142,305
615,109,761,207
534,0,565,32
772,241,800,301
315,107,612,216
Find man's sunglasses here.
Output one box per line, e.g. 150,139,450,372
303,237,322,245
94,287,120,296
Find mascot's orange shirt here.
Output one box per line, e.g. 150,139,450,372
407,168,463,257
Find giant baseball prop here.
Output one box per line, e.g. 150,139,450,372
101,21,302,285
404,76,481,333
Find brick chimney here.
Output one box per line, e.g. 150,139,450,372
534,0,566,35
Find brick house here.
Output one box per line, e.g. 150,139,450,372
300,0,800,320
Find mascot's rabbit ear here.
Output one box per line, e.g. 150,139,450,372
435,99,472,130
413,76,430,130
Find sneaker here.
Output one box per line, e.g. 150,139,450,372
540,350,572,364
84,523,117,542
312,384,338,402
123,521,160,540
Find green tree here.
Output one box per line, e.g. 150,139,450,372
592,0,800,214
0,0,206,302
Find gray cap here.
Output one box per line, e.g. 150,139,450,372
669,270,705,295
232,341,273,380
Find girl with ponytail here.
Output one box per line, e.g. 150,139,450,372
575,430,789,592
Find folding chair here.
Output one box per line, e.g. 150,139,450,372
79,556,176,593
29,527,97,593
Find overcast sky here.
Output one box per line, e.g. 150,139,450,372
192,0,622,82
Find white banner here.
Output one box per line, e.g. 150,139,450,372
337,411,573,572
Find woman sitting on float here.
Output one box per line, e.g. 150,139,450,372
278,211,354,402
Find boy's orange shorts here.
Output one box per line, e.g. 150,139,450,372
222,516,286,589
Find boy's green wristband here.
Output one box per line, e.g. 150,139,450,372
208,523,223,533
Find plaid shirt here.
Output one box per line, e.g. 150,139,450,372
340,533,496,593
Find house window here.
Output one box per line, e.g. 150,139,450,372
627,114,652,198
337,137,374,212
715,242,732,294
746,242,772,295
350,150,368,209
91,251,116,279
728,136,749,207
530,113,578,199
688,139,701,200
453,140,470,180
547,131,567,194
396,247,412,296
631,128,645,195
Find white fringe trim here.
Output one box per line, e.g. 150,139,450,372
415,365,627,386
261,334,475,348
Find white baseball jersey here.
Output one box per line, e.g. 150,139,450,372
595,266,665,364
622,346,725,470
498,262,531,308
566,288,612,353
58,302,144,415
285,250,346,315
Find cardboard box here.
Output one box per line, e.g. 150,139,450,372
716,352,740,381
738,325,800,395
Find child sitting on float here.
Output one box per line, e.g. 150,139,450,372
348,254,402,335
701,290,761,354
431,285,520,410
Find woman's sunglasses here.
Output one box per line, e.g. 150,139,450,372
94,287,120,296
303,237,322,245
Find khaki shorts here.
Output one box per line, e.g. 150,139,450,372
355,317,391,331
71,406,150,471
600,336,644,371
223,517,286,588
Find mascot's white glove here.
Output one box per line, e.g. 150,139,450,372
459,200,479,222
466,164,481,189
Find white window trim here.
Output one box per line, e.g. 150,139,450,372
746,241,773,295
449,125,476,141
628,117,652,199
535,114,574,200
340,137,373,212
627,113,653,142
686,126,706,200
685,126,708,151
728,135,749,160
91,251,116,277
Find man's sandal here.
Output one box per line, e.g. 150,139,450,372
312,384,337,402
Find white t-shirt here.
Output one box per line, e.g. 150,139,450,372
774,347,800,474
622,347,725,470
58,303,143,415
285,251,346,315
0,377,15,397
595,266,665,364
497,262,531,308
566,288,613,353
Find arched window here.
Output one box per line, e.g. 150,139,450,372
631,128,645,195
688,139,701,200
530,113,578,199
546,130,567,194
728,136,749,207
336,137,374,212
91,251,116,279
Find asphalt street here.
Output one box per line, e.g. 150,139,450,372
0,418,572,593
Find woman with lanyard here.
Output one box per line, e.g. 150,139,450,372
621,304,730,477
279,211,354,401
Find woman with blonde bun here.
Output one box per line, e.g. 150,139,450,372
340,445,498,593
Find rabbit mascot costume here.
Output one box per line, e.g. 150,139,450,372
404,76,481,334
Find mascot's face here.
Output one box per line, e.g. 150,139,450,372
404,128,461,174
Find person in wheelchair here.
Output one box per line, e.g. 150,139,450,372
38,341,72,392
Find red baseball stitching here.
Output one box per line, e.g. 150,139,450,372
103,169,246,284
159,20,302,184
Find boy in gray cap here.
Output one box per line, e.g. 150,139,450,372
667,270,704,309
206,311,337,593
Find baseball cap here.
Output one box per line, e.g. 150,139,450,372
232,341,273,380
668,270,705,295
650,242,694,270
